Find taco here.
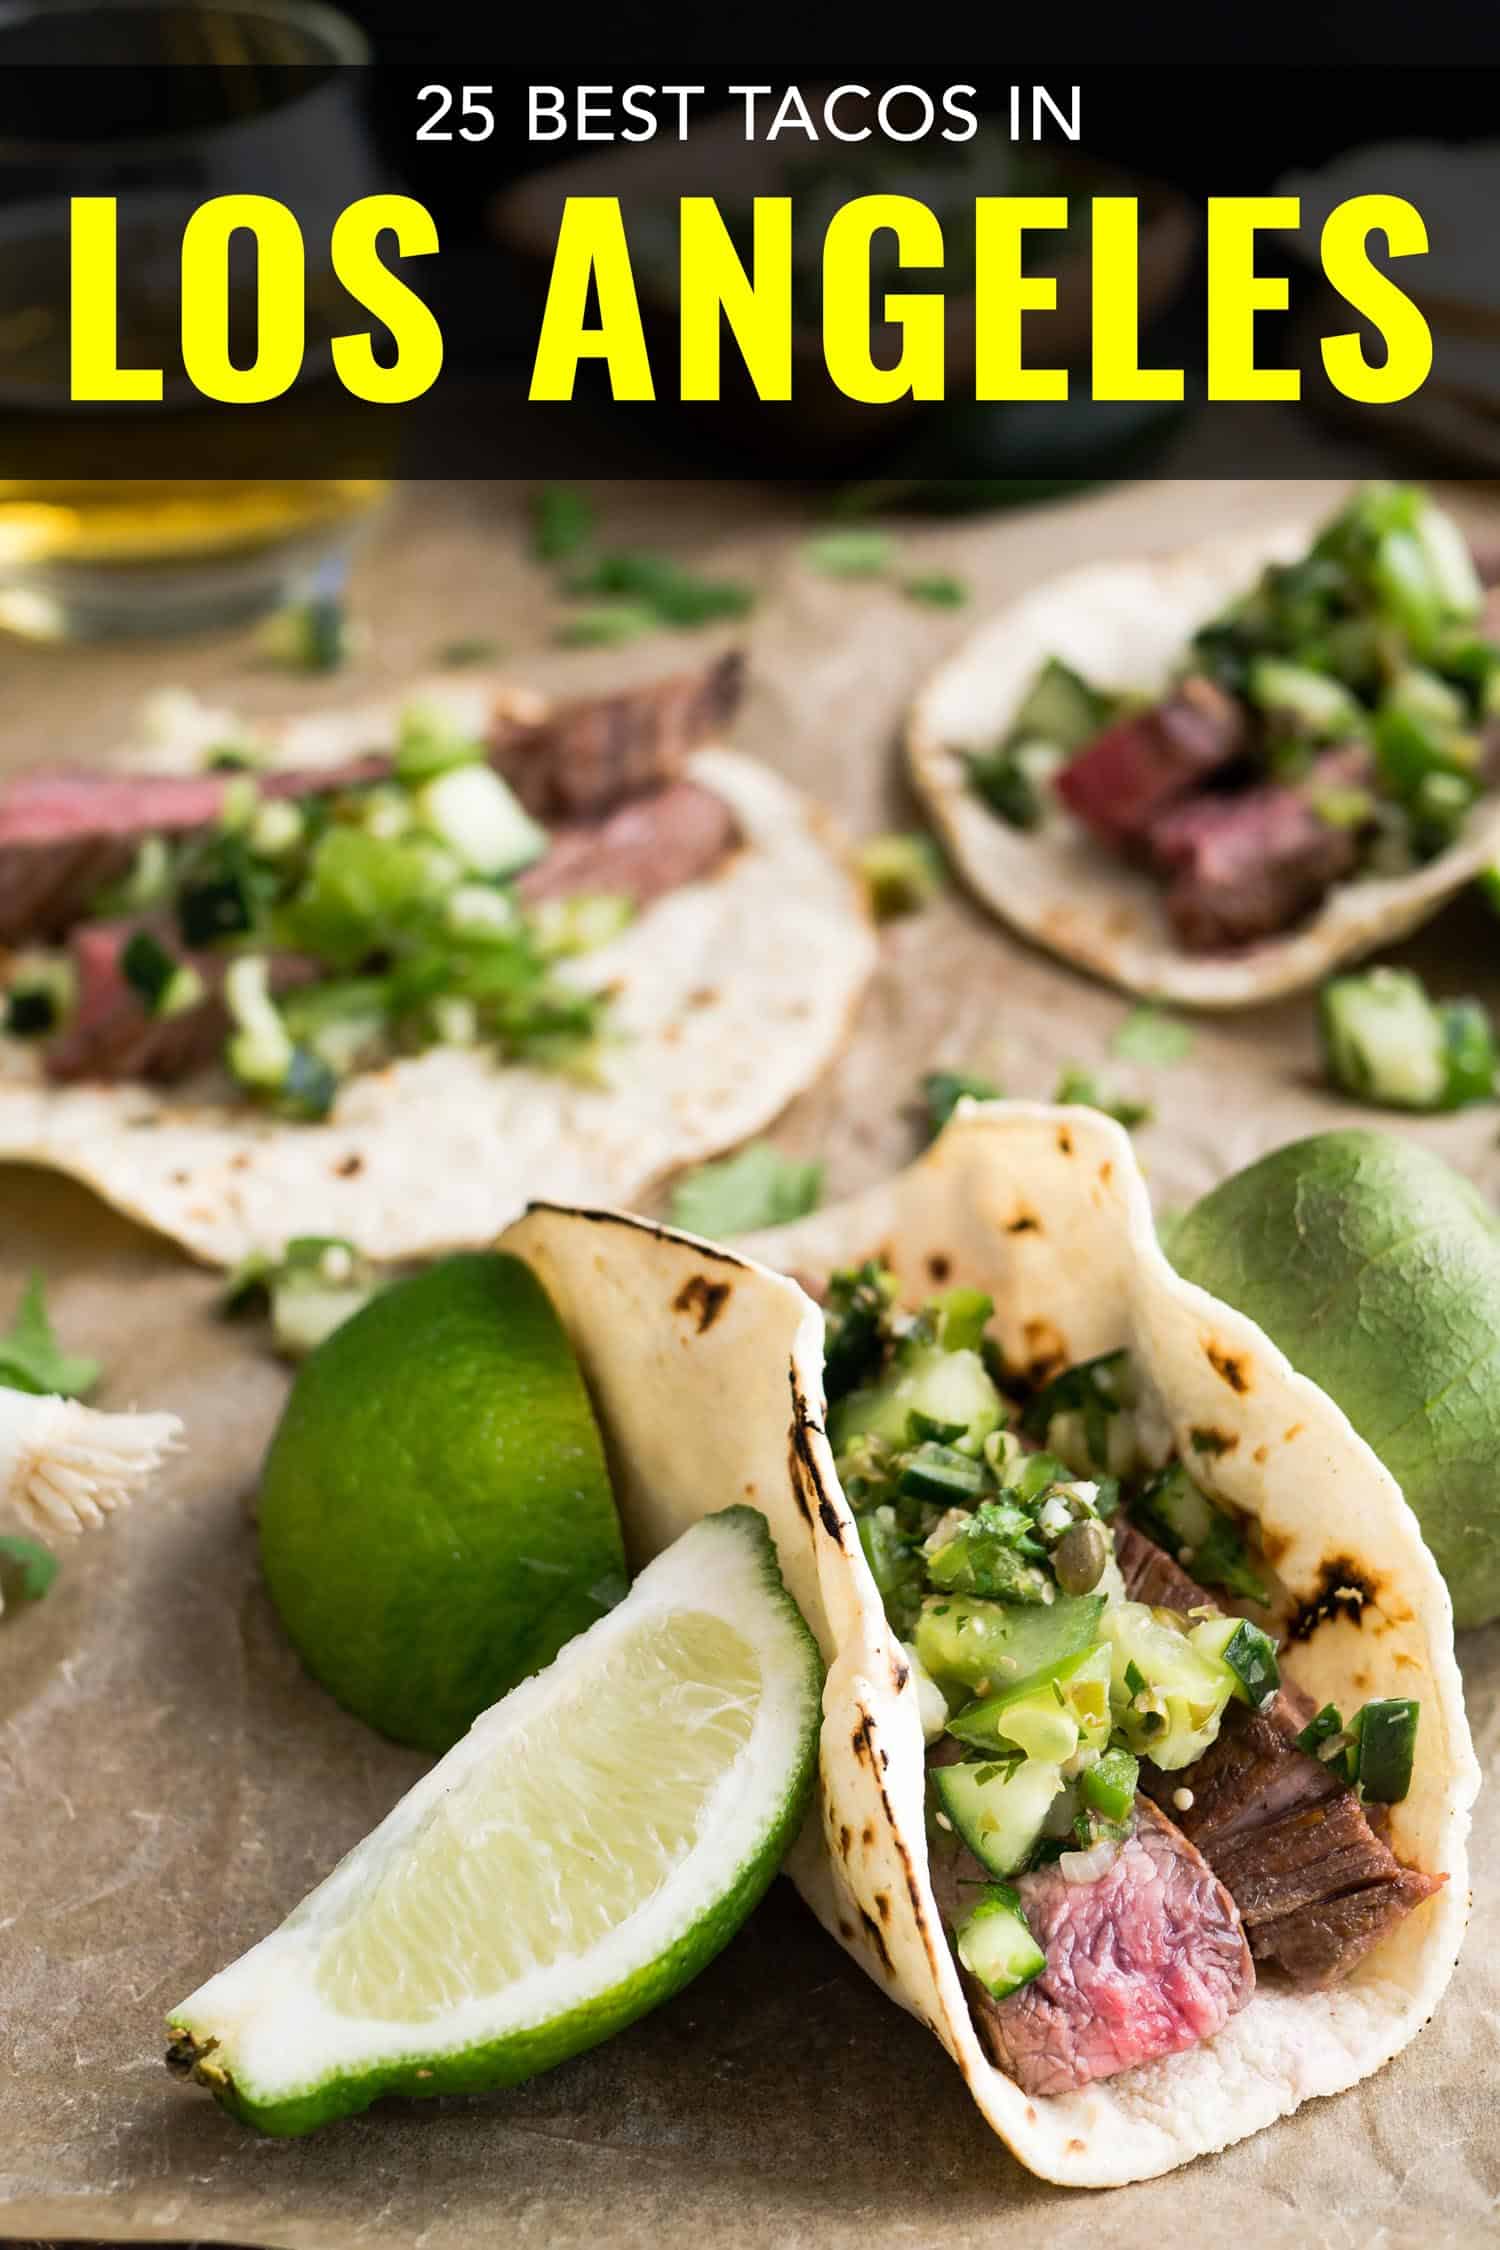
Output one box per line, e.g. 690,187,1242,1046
501,1102,1475,2186
909,485,1500,1006
0,657,874,1266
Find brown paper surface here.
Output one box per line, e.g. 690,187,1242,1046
1,478,1496,2250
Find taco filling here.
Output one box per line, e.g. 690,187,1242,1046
0,656,742,1114
821,1263,1443,2098
966,484,1500,953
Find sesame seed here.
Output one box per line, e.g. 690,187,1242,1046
1172,1787,1195,1812
1177,1546,1196,1566
935,1812,953,1832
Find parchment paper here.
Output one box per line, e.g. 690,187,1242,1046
2,476,1497,2249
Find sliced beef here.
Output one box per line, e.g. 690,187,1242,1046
931,1795,1253,2098
516,780,739,909
492,652,744,822
1053,676,1249,847
1149,783,1358,951
0,659,745,946
1114,1517,1216,1614
1250,1866,1444,1983
44,921,317,1085
1119,1519,1446,1985
0,756,388,948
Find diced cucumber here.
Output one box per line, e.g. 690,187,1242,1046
1101,1602,1234,1771
856,1509,925,1642
415,764,547,879
830,1343,1003,1456
947,1641,1113,1761
1320,968,1446,1111
901,1640,952,1743
915,1592,1105,1696
1008,657,1114,754
933,1757,1065,1878
1248,658,1366,741
1190,1614,1281,1709
1412,493,1482,621
1081,1745,1139,1823
954,1885,1046,1998
897,1441,988,1508
1132,1464,1272,1606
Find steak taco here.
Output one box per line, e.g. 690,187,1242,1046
501,1102,1475,2186
0,656,874,1265
909,485,1500,1005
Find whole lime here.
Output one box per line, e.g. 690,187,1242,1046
1171,1130,1500,1631
258,1252,625,1751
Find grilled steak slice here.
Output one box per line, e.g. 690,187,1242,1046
1114,1517,1216,1614
0,659,745,945
1149,783,1358,951
930,1793,1253,2097
516,780,739,909
492,652,744,821
44,922,317,1085
1251,1865,1444,1983
1054,676,1249,847
0,758,387,948
1119,1519,1446,1984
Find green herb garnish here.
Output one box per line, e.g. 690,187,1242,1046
530,484,595,562
1052,1066,1152,1131
904,573,967,608
553,602,659,648
0,1534,59,1604
565,553,755,628
921,1068,1003,1141
804,530,894,578
0,1276,99,1399
668,1143,823,1238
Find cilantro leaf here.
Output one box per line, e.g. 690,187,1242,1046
0,1535,59,1604
1112,1006,1193,1066
530,485,595,562
564,553,755,628
904,572,968,608
1053,1066,1153,1131
804,530,894,578
669,1143,823,1237
921,1068,1003,1141
0,1277,99,1399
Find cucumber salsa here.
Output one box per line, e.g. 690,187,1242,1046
822,1263,1423,2007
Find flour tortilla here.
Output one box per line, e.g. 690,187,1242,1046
909,526,1500,1007
502,1102,1477,2187
0,679,875,1267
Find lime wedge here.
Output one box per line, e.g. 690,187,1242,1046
167,1510,821,2135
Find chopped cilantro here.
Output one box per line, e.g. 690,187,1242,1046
554,603,658,648
1052,1066,1152,1131
669,1143,823,1237
530,484,595,561
564,553,755,628
904,572,968,608
0,1535,59,1604
804,529,894,578
438,636,504,668
921,1068,1003,1141
0,1277,99,1399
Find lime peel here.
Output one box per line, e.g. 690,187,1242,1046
167,1508,821,2135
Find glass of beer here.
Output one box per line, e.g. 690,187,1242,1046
0,0,390,639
